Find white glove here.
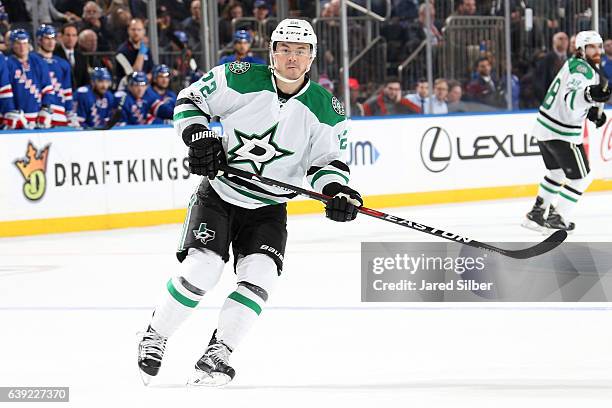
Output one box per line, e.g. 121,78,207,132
67,112,81,128
37,106,53,129
4,110,28,129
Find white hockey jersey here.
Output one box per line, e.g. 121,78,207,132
533,56,602,143
173,62,350,209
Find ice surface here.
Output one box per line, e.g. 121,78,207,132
1,193,612,406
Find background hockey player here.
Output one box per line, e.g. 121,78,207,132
74,67,115,128
145,64,177,124
35,24,78,128
524,30,611,232
138,18,361,387
218,30,266,65
6,29,55,129
0,51,17,128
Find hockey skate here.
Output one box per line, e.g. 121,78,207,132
521,196,547,232
187,331,235,387
137,326,167,386
544,206,575,232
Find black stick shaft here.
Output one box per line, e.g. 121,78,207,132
220,165,567,259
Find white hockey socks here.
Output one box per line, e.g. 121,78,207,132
216,254,278,350
555,174,593,220
537,169,565,209
150,249,224,338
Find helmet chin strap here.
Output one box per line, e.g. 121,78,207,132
270,53,313,85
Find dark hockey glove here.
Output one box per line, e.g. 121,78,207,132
182,124,226,179
585,84,612,103
323,182,363,222
587,106,607,128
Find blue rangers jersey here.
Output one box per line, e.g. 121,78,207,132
144,86,176,124
0,52,15,116
113,90,149,125
6,52,54,126
37,52,73,126
74,85,115,128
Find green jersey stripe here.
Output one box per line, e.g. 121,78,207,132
310,169,350,187
217,177,280,205
536,118,581,136
174,110,207,121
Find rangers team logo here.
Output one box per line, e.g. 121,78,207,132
331,96,345,116
193,223,216,244
14,142,50,201
228,61,251,74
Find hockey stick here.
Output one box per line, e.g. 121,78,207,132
89,93,126,131
590,61,608,118
220,165,567,259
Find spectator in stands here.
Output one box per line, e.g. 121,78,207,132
465,56,503,108
6,29,55,129
405,78,429,113
392,0,418,21
145,64,177,124
181,0,202,51
115,18,154,84
160,0,191,26
318,74,334,94
54,23,90,90
405,3,443,56
453,0,477,16
25,0,80,25
107,6,132,49
349,77,364,117
569,34,577,55
157,5,176,49
363,77,420,116
79,29,111,73
428,78,448,114
534,31,569,103
219,1,247,47
601,39,612,82
218,30,266,65
446,80,469,112
74,66,115,128
36,24,76,127
79,1,111,51
251,0,273,48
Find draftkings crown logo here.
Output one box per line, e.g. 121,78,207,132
14,142,50,201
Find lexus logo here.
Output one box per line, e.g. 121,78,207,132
420,126,452,172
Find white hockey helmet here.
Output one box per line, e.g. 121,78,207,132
576,30,603,51
270,18,317,58
269,19,317,83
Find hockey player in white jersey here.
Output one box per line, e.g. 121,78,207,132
523,30,611,232
137,19,361,386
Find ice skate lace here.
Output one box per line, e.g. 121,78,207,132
206,343,231,366
139,332,167,362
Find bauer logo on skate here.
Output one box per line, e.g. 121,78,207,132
13,142,50,201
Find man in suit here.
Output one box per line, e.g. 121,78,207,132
54,22,90,90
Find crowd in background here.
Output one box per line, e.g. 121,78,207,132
0,0,611,129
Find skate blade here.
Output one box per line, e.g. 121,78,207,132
521,219,544,232
139,370,154,386
540,226,574,236
187,370,232,387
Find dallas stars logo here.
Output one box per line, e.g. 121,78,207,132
227,123,293,175
193,223,216,244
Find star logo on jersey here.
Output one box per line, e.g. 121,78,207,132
227,123,294,175
331,96,345,116
193,223,216,244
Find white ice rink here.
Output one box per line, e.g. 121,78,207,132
2,193,612,407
